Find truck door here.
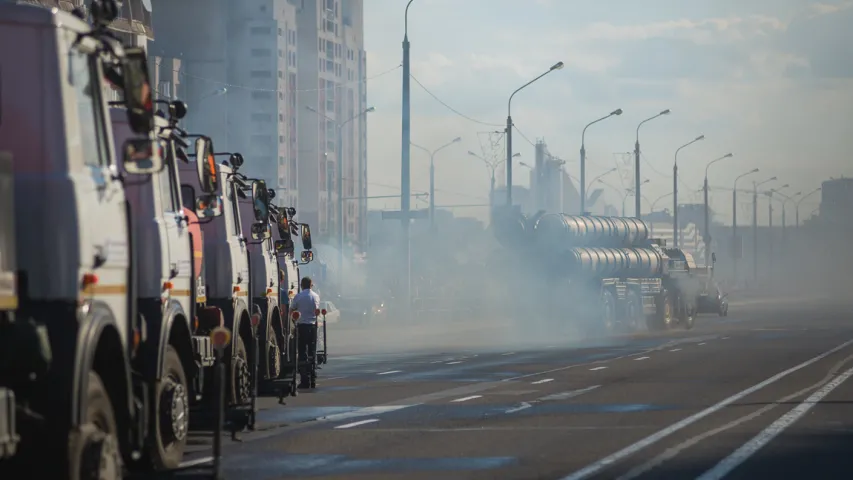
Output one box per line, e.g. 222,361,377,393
159,146,192,314
69,42,130,346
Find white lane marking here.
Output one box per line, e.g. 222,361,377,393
377,370,402,375
559,337,853,480
323,376,347,381
618,353,853,480
505,402,533,414
670,348,682,352
502,352,516,356
590,366,608,371
635,357,650,361
698,342,706,345
540,385,601,401
722,337,730,340
452,395,482,403
532,378,554,385
319,406,412,422
335,419,379,429
179,456,214,468
446,361,463,365
430,360,444,364
697,365,853,480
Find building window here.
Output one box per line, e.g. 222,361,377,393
251,26,272,35
251,91,273,100
278,71,283,78
250,70,272,78
278,27,282,36
251,48,271,57
326,20,334,32
326,59,333,71
279,135,285,144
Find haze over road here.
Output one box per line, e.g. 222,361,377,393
176,295,853,479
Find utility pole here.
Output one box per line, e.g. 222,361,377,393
752,177,776,285
400,0,415,310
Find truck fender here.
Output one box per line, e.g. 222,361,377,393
73,302,133,430
156,300,194,380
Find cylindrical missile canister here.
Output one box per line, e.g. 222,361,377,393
534,214,653,249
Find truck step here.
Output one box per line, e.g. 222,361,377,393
0,387,20,459
192,335,215,367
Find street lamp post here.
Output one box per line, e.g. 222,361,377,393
672,135,705,247
765,184,789,283
412,137,461,229
752,177,776,284
703,153,734,265
306,105,374,288
732,168,758,284
795,187,821,226
400,0,417,310
634,109,670,218
506,62,564,208
580,109,622,214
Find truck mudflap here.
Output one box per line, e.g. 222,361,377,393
0,387,19,459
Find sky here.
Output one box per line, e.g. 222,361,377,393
360,0,853,224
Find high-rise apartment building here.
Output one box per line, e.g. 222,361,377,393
151,0,299,207
294,0,367,248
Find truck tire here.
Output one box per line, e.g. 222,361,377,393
601,291,616,334
625,292,644,332
230,335,251,405
69,371,121,480
148,346,189,470
647,292,672,332
267,337,282,380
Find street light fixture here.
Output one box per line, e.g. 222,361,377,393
633,109,671,218
795,187,821,226
506,61,564,208
672,134,705,247
751,176,776,284
411,136,462,229
580,108,623,214
702,152,734,265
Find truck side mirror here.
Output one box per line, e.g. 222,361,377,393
251,180,270,222
277,215,290,240
195,136,218,194
122,138,164,174
300,224,313,250
300,250,314,264
195,194,223,218
251,222,271,240
121,47,155,134
229,153,244,169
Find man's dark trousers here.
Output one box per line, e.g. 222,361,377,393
297,323,317,385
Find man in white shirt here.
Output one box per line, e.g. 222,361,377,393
290,276,320,388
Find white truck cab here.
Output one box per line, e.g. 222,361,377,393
178,138,258,409
0,1,162,477
110,102,220,470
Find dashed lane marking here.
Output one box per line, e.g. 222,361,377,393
635,357,650,361
452,395,482,403
698,342,706,345
446,361,463,365
502,352,516,356
377,370,402,375
335,419,379,429
532,378,554,385
670,349,682,352
590,367,608,371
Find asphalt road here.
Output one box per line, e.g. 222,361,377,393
173,293,853,480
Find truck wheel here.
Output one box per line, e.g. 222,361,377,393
626,293,644,332
231,335,252,405
267,338,282,379
647,293,672,332
601,291,616,334
69,372,121,480
148,346,189,470
682,302,696,330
